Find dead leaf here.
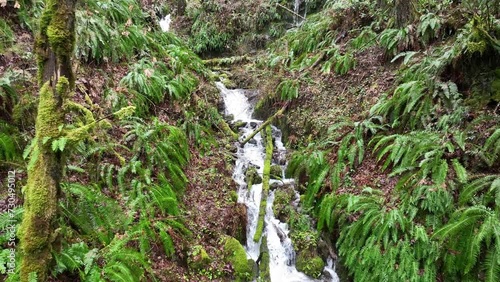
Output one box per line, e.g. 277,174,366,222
125,18,132,27
144,69,153,78
14,1,20,9
0,0,7,8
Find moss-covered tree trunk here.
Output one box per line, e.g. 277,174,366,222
18,0,77,281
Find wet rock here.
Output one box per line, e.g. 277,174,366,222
273,151,287,165
226,203,248,244
231,120,247,130
250,121,258,128
258,236,271,281
296,252,325,279
322,269,334,281
245,166,262,186
272,185,296,222
248,138,258,145
270,165,282,179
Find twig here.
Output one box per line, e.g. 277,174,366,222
276,3,306,20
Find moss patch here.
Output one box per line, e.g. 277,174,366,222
245,166,262,187
270,164,282,179
224,236,253,282
296,252,325,279
253,125,273,242
258,236,271,281
272,186,295,222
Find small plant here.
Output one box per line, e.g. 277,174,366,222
278,79,300,100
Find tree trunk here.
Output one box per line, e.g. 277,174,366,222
394,0,417,28
177,0,186,16
18,0,77,281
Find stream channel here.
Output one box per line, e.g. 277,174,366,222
217,82,340,282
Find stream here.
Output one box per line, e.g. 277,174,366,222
216,82,340,282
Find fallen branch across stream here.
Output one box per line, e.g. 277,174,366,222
253,125,273,242
240,103,289,146
276,3,306,20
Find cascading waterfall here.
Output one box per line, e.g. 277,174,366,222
294,0,306,26
216,82,340,282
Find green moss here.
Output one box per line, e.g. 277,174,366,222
258,236,271,281
246,166,262,187
270,164,282,179
272,186,295,222
18,82,63,282
46,1,75,58
229,190,239,203
188,245,212,271
296,252,325,279
224,236,253,281
253,125,273,242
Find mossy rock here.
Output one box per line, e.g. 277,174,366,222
270,165,282,179
224,236,253,281
258,236,271,281
231,120,248,131
272,186,295,222
187,245,211,271
296,252,325,279
245,166,262,186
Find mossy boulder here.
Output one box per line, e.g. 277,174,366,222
187,245,211,271
270,165,282,179
258,236,271,281
224,236,253,281
272,186,296,222
296,252,325,279
245,166,262,187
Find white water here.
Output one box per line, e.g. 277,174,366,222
159,14,171,32
294,0,306,26
216,82,339,282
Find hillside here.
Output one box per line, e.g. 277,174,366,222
1,0,499,282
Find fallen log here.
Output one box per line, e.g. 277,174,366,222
240,103,288,146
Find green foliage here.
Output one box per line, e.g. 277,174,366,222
481,128,500,166
0,19,14,52
53,238,149,282
120,58,198,115
434,206,500,281
189,20,231,54
75,0,146,63
278,79,300,100
418,12,442,44
379,27,413,57
61,183,127,245
0,122,22,163
0,70,20,117
330,191,440,282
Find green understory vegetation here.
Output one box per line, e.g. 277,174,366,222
0,0,499,281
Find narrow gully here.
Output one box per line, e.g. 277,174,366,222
217,82,339,282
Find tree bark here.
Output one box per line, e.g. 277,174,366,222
18,0,77,281
394,0,417,28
